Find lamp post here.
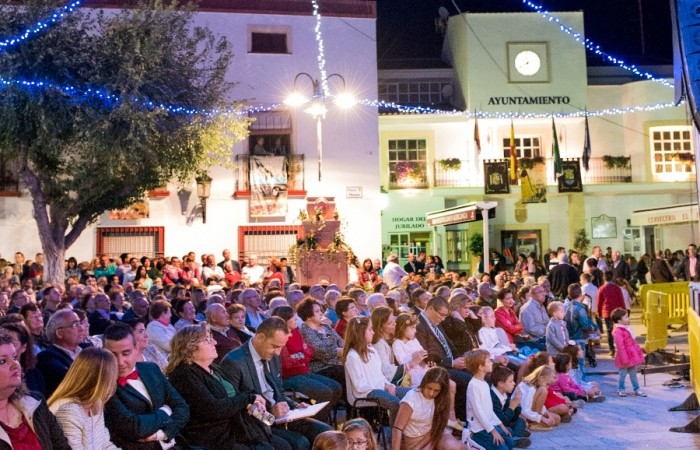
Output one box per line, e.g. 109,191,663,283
284,72,355,181
195,174,212,224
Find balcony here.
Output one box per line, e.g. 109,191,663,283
388,156,636,190
234,154,306,197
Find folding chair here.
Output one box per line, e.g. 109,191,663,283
348,397,390,449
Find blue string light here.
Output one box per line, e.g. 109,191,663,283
521,0,674,88
0,0,83,52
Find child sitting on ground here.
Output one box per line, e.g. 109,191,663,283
545,301,569,356
522,352,580,421
465,349,526,449
611,308,647,397
392,313,430,388
516,365,562,432
489,365,530,442
562,344,604,401
551,354,604,403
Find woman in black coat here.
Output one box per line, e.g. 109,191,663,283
166,324,290,450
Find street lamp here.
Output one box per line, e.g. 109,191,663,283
284,72,355,181
195,174,212,224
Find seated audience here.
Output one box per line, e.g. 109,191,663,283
341,418,378,450
206,304,242,363
145,300,176,357
516,365,562,431
490,365,530,442
1,322,45,395
333,298,358,339
124,319,168,372
37,310,84,397
441,293,480,355
298,299,346,389
312,430,348,450
228,303,255,344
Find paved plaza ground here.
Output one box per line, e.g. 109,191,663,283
531,307,700,449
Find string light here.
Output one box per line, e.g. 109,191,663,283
0,0,83,52
521,0,674,88
311,0,329,96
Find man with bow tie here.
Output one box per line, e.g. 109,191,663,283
103,323,189,450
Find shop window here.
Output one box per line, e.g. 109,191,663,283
502,136,541,159
649,125,695,181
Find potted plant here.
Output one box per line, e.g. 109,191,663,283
395,161,424,186
519,156,545,170
438,158,461,171
602,155,631,169
573,228,590,254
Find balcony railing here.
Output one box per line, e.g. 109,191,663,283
389,156,637,190
234,154,305,194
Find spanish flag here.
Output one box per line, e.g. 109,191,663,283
509,119,518,184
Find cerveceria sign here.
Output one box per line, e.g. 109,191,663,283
488,96,570,105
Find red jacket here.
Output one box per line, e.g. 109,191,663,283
280,328,314,379
612,325,645,368
494,306,524,343
597,282,626,318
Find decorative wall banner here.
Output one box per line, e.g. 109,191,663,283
250,156,288,218
519,160,547,203
484,160,510,194
109,199,149,220
558,159,583,192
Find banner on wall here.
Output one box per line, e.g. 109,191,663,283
250,156,288,218
520,160,547,203
558,159,583,193
109,199,149,220
483,160,510,194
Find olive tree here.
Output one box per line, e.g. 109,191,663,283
0,0,249,284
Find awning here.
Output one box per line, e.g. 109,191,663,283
426,202,496,227
630,203,700,227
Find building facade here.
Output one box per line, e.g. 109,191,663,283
379,12,698,272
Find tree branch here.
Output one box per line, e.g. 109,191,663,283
64,215,92,249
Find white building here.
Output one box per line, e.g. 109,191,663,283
0,0,382,264
378,12,697,272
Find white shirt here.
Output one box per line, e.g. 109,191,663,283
202,264,224,281
467,377,501,433
382,261,408,288
517,382,545,422
248,340,275,404
400,388,434,438
345,347,389,405
478,327,512,358
581,282,598,311
242,265,265,284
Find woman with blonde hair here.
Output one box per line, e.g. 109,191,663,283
47,347,120,449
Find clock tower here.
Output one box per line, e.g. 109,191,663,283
442,12,587,115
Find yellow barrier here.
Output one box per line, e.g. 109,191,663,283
644,290,669,353
689,308,700,402
641,282,690,326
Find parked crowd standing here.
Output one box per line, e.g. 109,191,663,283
0,244,690,449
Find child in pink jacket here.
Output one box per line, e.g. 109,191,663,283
611,308,647,397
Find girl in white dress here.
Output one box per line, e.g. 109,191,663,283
392,314,429,388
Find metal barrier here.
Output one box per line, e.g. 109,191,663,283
641,282,690,326
644,290,669,353
689,283,700,402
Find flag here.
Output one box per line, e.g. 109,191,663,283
552,117,563,179
473,114,481,156
509,119,518,184
582,113,591,171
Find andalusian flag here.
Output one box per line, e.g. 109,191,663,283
552,117,563,179
582,113,592,171
509,119,518,184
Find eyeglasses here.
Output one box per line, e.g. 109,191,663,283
201,335,215,344
60,321,82,330
436,310,449,319
348,440,368,448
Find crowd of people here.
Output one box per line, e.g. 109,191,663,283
0,242,689,449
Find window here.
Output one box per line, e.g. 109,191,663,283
502,136,542,159
250,31,288,54
388,138,428,189
446,230,469,264
248,110,292,156
238,225,301,262
378,80,452,106
96,227,165,259
650,125,695,180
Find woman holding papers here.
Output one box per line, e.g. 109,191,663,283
166,324,291,450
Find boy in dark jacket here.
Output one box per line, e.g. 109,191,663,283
490,365,530,443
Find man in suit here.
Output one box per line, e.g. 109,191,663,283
37,309,84,396
103,323,189,450
415,296,471,421
611,250,631,281
650,250,675,283
89,292,113,335
677,244,700,282
403,252,419,274
220,317,331,450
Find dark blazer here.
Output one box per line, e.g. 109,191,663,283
36,345,74,397
88,310,112,335
104,362,189,450
441,315,480,356
219,341,294,409
677,255,700,281
168,362,274,450
547,263,579,298
233,327,254,345
650,259,675,283
0,393,71,450
490,388,522,426
415,313,455,369
611,260,631,281
212,327,243,363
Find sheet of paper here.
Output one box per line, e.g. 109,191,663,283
274,401,329,424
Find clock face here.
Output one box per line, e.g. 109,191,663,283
514,50,541,76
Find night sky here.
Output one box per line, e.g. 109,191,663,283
377,0,673,69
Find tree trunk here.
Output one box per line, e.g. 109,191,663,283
42,243,66,287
